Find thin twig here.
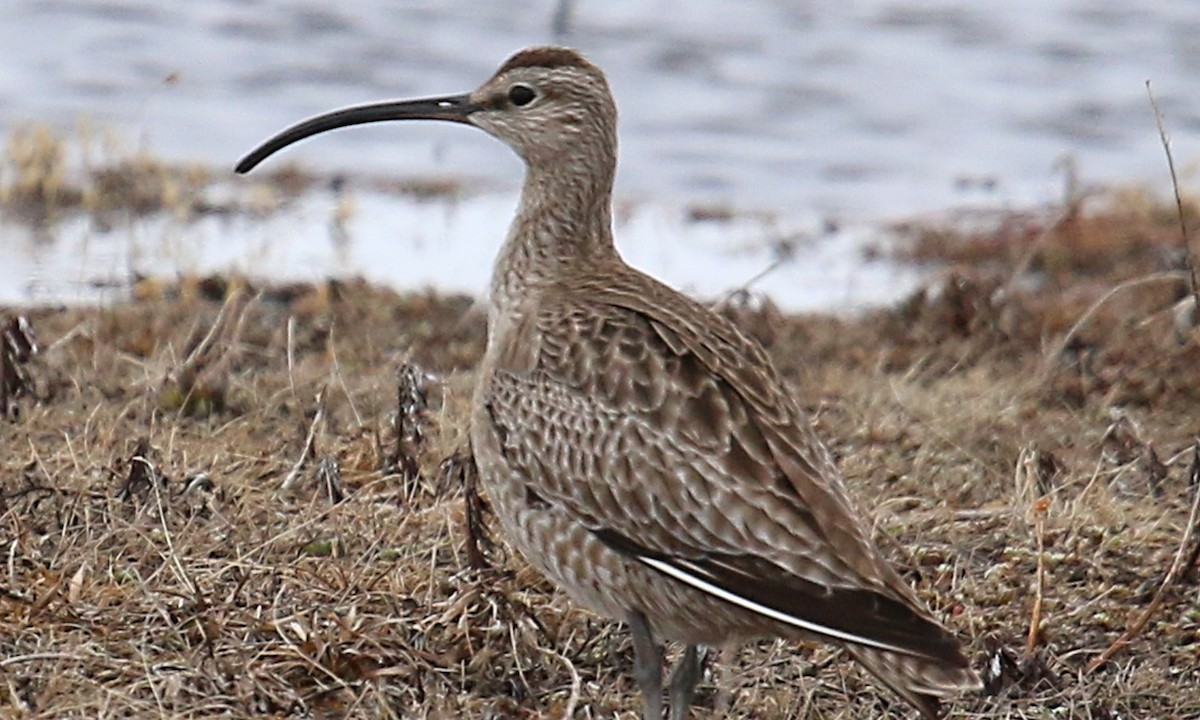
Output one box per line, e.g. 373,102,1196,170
1040,272,1188,378
1180,441,1200,583
1001,207,1071,299
1183,523,1200,584
328,323,363,426
0,652,92,669
143,455,198,596
722,233,798,302
178,288,239,377
286,315,297,398
282,388,326,491
548,645,581,720
1086,442,1200,673
1147,80,1200,324
1025,497,1048,658
455,450,492,570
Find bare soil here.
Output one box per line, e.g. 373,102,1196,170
2,156,1200,718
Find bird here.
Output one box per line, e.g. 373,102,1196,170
236,45,981,720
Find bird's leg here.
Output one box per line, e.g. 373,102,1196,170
627,609,664,720
666,644,705,720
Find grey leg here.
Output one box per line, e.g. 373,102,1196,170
627,609,664,720
667,644,705,720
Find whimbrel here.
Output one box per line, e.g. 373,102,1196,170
237,46,981,719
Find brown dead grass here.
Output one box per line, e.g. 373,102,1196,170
0,125,474,227
892,187,1200,281
2,190,1200,719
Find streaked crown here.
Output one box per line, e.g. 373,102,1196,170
467,46,618,167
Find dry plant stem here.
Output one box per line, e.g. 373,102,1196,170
144,456,197,596
1185,445,1200,581
461,453,490,570
286,314,297,398
328,325,363,426
0,328,10,418
1,314,38,419
1026,503,1047,658
200,291,257,379
282,388,326,491
1002,208,1070,299
1147,81,1200,321
1183,525,1200,584
1085,443,1200,673
549,645,582,720
0,652,90,669
178,287,239,377
1040,272,1188,378
722,243,794,303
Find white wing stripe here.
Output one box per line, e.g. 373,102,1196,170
635,554,914,656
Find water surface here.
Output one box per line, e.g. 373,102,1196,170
3,1,1198,308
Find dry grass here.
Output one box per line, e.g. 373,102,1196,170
2,183,1200,718
0,123,217,221
0,125,475,227
893,187,1199,282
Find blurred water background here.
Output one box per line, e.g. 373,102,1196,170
3,0,1199,308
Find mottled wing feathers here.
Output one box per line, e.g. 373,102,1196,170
481,268,968,665
569,270,894,573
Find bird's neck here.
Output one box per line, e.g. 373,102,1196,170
489,160,617,316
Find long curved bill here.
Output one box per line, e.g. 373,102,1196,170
235,93,480,174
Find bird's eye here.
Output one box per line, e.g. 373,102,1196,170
507,84,537,107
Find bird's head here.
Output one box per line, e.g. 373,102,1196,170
236,46,616,174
